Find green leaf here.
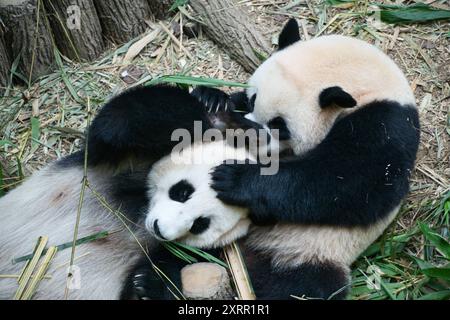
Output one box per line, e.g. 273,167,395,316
163,242,198,264
13,231,110,263
169,0,189,12
410,255,435,270
16,157,23,181
379,3,450,24
253,49,268,62
54,48,83,104
171,242,228,268
326,0,355,6
146,75,249,88
419,223,450,259
418,289,450,300
30,117,40,153
421,267,450,281
0,164,4,198
0,140,17,148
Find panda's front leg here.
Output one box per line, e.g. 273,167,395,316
191,86,250,113
211,162,279,225
120,246,188,300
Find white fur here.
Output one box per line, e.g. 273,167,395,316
0,163,146,299
247,35,416,155
146,142,252,249
246,206,400,269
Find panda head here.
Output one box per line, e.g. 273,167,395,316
246,19,414,156
145,142,252,249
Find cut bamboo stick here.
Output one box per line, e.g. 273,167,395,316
223,241,255,300
21,246,58,300
14,236,48,300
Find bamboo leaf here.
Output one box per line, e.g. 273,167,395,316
418,290,450,300
30,117,40,153
16,157,24,181
13,231,110,264
419,223,450,259
0,140,17,148
170,0,189,12
379,3,450,24
146,75,249,88
0,164,4,198
53,48,83,104
326,0,355,7
421,267,450,281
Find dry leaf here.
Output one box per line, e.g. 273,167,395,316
123,27,161,63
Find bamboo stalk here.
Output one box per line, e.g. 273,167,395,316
223,242,255,300
21,246,58,300
14,236,48,300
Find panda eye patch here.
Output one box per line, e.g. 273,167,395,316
169,180,195,203
267,116,291,140
247,94,257,112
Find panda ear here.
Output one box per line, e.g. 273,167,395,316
278,18,301,50
319,86,357,109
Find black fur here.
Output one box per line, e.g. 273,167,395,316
169,180,195,203
110,169,151,223
55,151,84,168
212,101,420,227
120,246,222,300
189,217,211,235
267,116,291,141
120,246,186,300
319,86,357,109
87,85,213,167
278,18,301,50
191,86,251,113
241,243,349,299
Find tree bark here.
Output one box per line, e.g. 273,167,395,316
0,0,55,83
189,0,270,73
147,0,173,19
94,0,153,44
0,22,11,95
44,0,104,61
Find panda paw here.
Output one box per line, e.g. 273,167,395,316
121,269,167,300
191,86,235,113
211,162,258,207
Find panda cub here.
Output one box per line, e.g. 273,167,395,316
120,141,255,300
0,85,253,300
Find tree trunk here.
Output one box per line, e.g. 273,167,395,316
0,0,55,83
94,0,153,44
147,0,173,19
44,0,104,61
0,23,11,95
189,0,270,73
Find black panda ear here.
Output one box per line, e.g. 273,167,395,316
319,86,357,109
278,18,301,50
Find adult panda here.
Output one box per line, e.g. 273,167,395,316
191,19,421,299
0,85,253,299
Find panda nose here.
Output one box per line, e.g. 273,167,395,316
153,219,166,240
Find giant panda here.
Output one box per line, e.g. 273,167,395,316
120,141,255,299
187,19,421,299
0,85,253,300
